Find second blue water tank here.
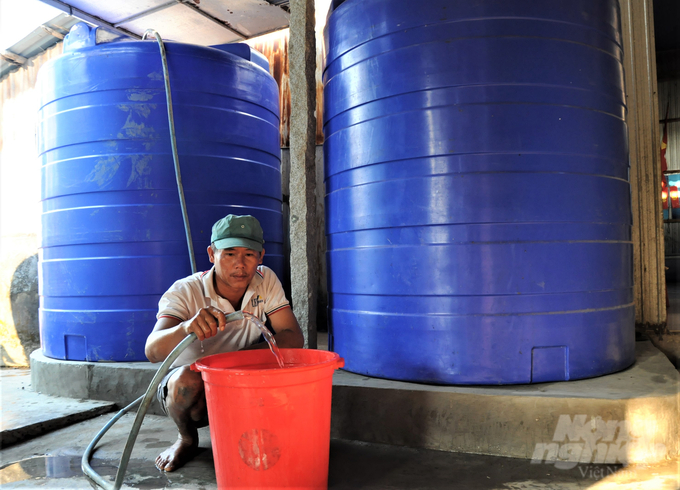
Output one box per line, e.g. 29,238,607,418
38,24,282,361
323,0,634,384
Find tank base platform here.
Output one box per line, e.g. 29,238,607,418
30,340,679,465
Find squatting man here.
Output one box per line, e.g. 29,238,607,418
145,214,304,472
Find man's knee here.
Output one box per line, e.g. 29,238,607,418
166,365,204,410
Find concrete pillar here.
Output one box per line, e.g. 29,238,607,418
619,0,666,327
288,0,318,347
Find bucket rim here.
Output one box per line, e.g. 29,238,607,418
193,348,345,375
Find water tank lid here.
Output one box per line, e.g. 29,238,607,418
64,22,97,52
63,22,129,52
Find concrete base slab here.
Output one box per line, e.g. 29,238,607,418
30,352,165,415
332,341,680,465
0,369,116,448
30,341,680,465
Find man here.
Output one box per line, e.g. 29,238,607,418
145,214,304,472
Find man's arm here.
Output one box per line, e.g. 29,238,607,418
145,307,228,363
242,307,304,350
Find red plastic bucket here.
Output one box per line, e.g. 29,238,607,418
193,349,344,489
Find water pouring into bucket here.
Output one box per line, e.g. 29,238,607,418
194,347,344,489
242,312,285,368
189,312,344,489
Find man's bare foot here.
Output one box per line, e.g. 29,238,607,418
155,439,198,472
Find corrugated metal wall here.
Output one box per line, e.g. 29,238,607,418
246,27,326,147
0,42,64,366
660,80,680,255
246,32,292,147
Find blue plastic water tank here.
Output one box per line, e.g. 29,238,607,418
37,24,282,361
323,0,634,384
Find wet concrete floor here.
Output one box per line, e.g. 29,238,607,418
0,440,633,489
1,410,678,489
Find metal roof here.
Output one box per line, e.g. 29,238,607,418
0,13,81,80
1,0,290,81
38,0,290,42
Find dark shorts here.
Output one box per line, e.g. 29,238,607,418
156,366,182,416
156,366,210,428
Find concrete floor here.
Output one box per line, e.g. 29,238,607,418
1,408,678,489
0,369,115,447
1,368,679,489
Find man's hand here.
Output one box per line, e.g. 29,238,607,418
182,306,228,341
145,306,230,362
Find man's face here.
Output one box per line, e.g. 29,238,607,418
208,246,264,294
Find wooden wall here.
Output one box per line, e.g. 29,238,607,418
620,0,666,327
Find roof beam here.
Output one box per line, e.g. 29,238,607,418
37,0,141,39
112,1,176,27
40,24,66,40
0,50,28,65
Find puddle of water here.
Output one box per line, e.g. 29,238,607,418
0,455,169,489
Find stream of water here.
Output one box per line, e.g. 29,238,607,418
242,311,285,368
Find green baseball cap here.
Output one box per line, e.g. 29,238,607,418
211,214,264,252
